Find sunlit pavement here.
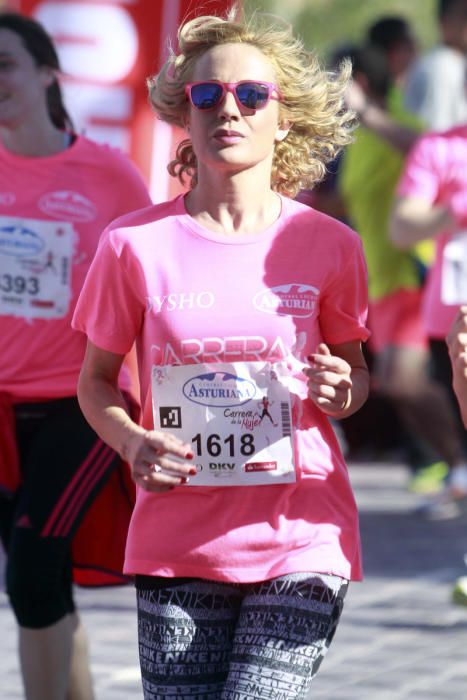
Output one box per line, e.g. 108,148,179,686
1,462,467,699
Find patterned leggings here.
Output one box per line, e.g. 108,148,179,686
135,572,348,700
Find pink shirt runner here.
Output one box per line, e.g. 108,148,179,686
73,194,370,582
397,125,467,338
0,135,151,398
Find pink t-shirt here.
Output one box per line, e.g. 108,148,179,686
73,194,370,582
397,125,467,338
0,136,151,398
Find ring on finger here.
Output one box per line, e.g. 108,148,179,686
152,464,162,473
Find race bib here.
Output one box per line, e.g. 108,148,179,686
152,361,296,486
0,216,74,319
441,230,467,304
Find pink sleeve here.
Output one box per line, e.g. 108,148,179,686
319,235,370,345
72,229,144,354
397,135,443,203
112,157,152,217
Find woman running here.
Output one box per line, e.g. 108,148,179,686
73,7,370,699
0,12,151,700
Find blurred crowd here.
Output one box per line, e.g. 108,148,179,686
299,0,467,610
299,0,467,523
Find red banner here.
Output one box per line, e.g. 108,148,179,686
15,0,234,201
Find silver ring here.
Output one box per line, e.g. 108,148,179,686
152,464,162,473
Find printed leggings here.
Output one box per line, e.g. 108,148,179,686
135,571,348,700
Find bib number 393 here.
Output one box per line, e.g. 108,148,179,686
0,216,74,319
151,361,296,486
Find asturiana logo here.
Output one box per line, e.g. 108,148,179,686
0,224,44,257
183,371,257,408
39,191,97,222
253,283,319,318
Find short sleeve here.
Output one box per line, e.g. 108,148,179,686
319,234,370,345
108,152,152,223
72,228,144,354
397,135,443,203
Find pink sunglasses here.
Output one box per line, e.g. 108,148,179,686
185,80,283,111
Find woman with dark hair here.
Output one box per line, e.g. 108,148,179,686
0,11,73,131
0,12,151,700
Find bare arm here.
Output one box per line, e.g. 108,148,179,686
77,340,195,492
446,306,467,428
303,339,369,419
345,81,420,154
389,195,455,249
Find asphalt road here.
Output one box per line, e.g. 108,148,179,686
2,462,467,699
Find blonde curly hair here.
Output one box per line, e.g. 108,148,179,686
148,7,355,198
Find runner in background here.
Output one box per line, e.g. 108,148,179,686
368,15,417,95
0,12,151,700
404,0,467,130
340,42,466,502
390,124,467,520
73,7,370,699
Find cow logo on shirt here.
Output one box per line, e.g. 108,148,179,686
253,283,319,318
39,191,97,222
183,371,257,408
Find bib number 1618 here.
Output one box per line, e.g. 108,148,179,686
191,433,255,458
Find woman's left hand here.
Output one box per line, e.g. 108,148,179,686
303,342,352,415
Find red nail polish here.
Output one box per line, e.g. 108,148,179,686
186,452,194,460
189,468,197,476
181,477,189,484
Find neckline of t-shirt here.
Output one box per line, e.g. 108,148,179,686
176,192,290,245
0,132,81,164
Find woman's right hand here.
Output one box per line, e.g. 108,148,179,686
123,428,196,492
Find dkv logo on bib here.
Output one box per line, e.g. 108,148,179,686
183,371,257,408
253,283,319,318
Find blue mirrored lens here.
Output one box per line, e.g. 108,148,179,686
236,83,269,109
190,83,223,109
